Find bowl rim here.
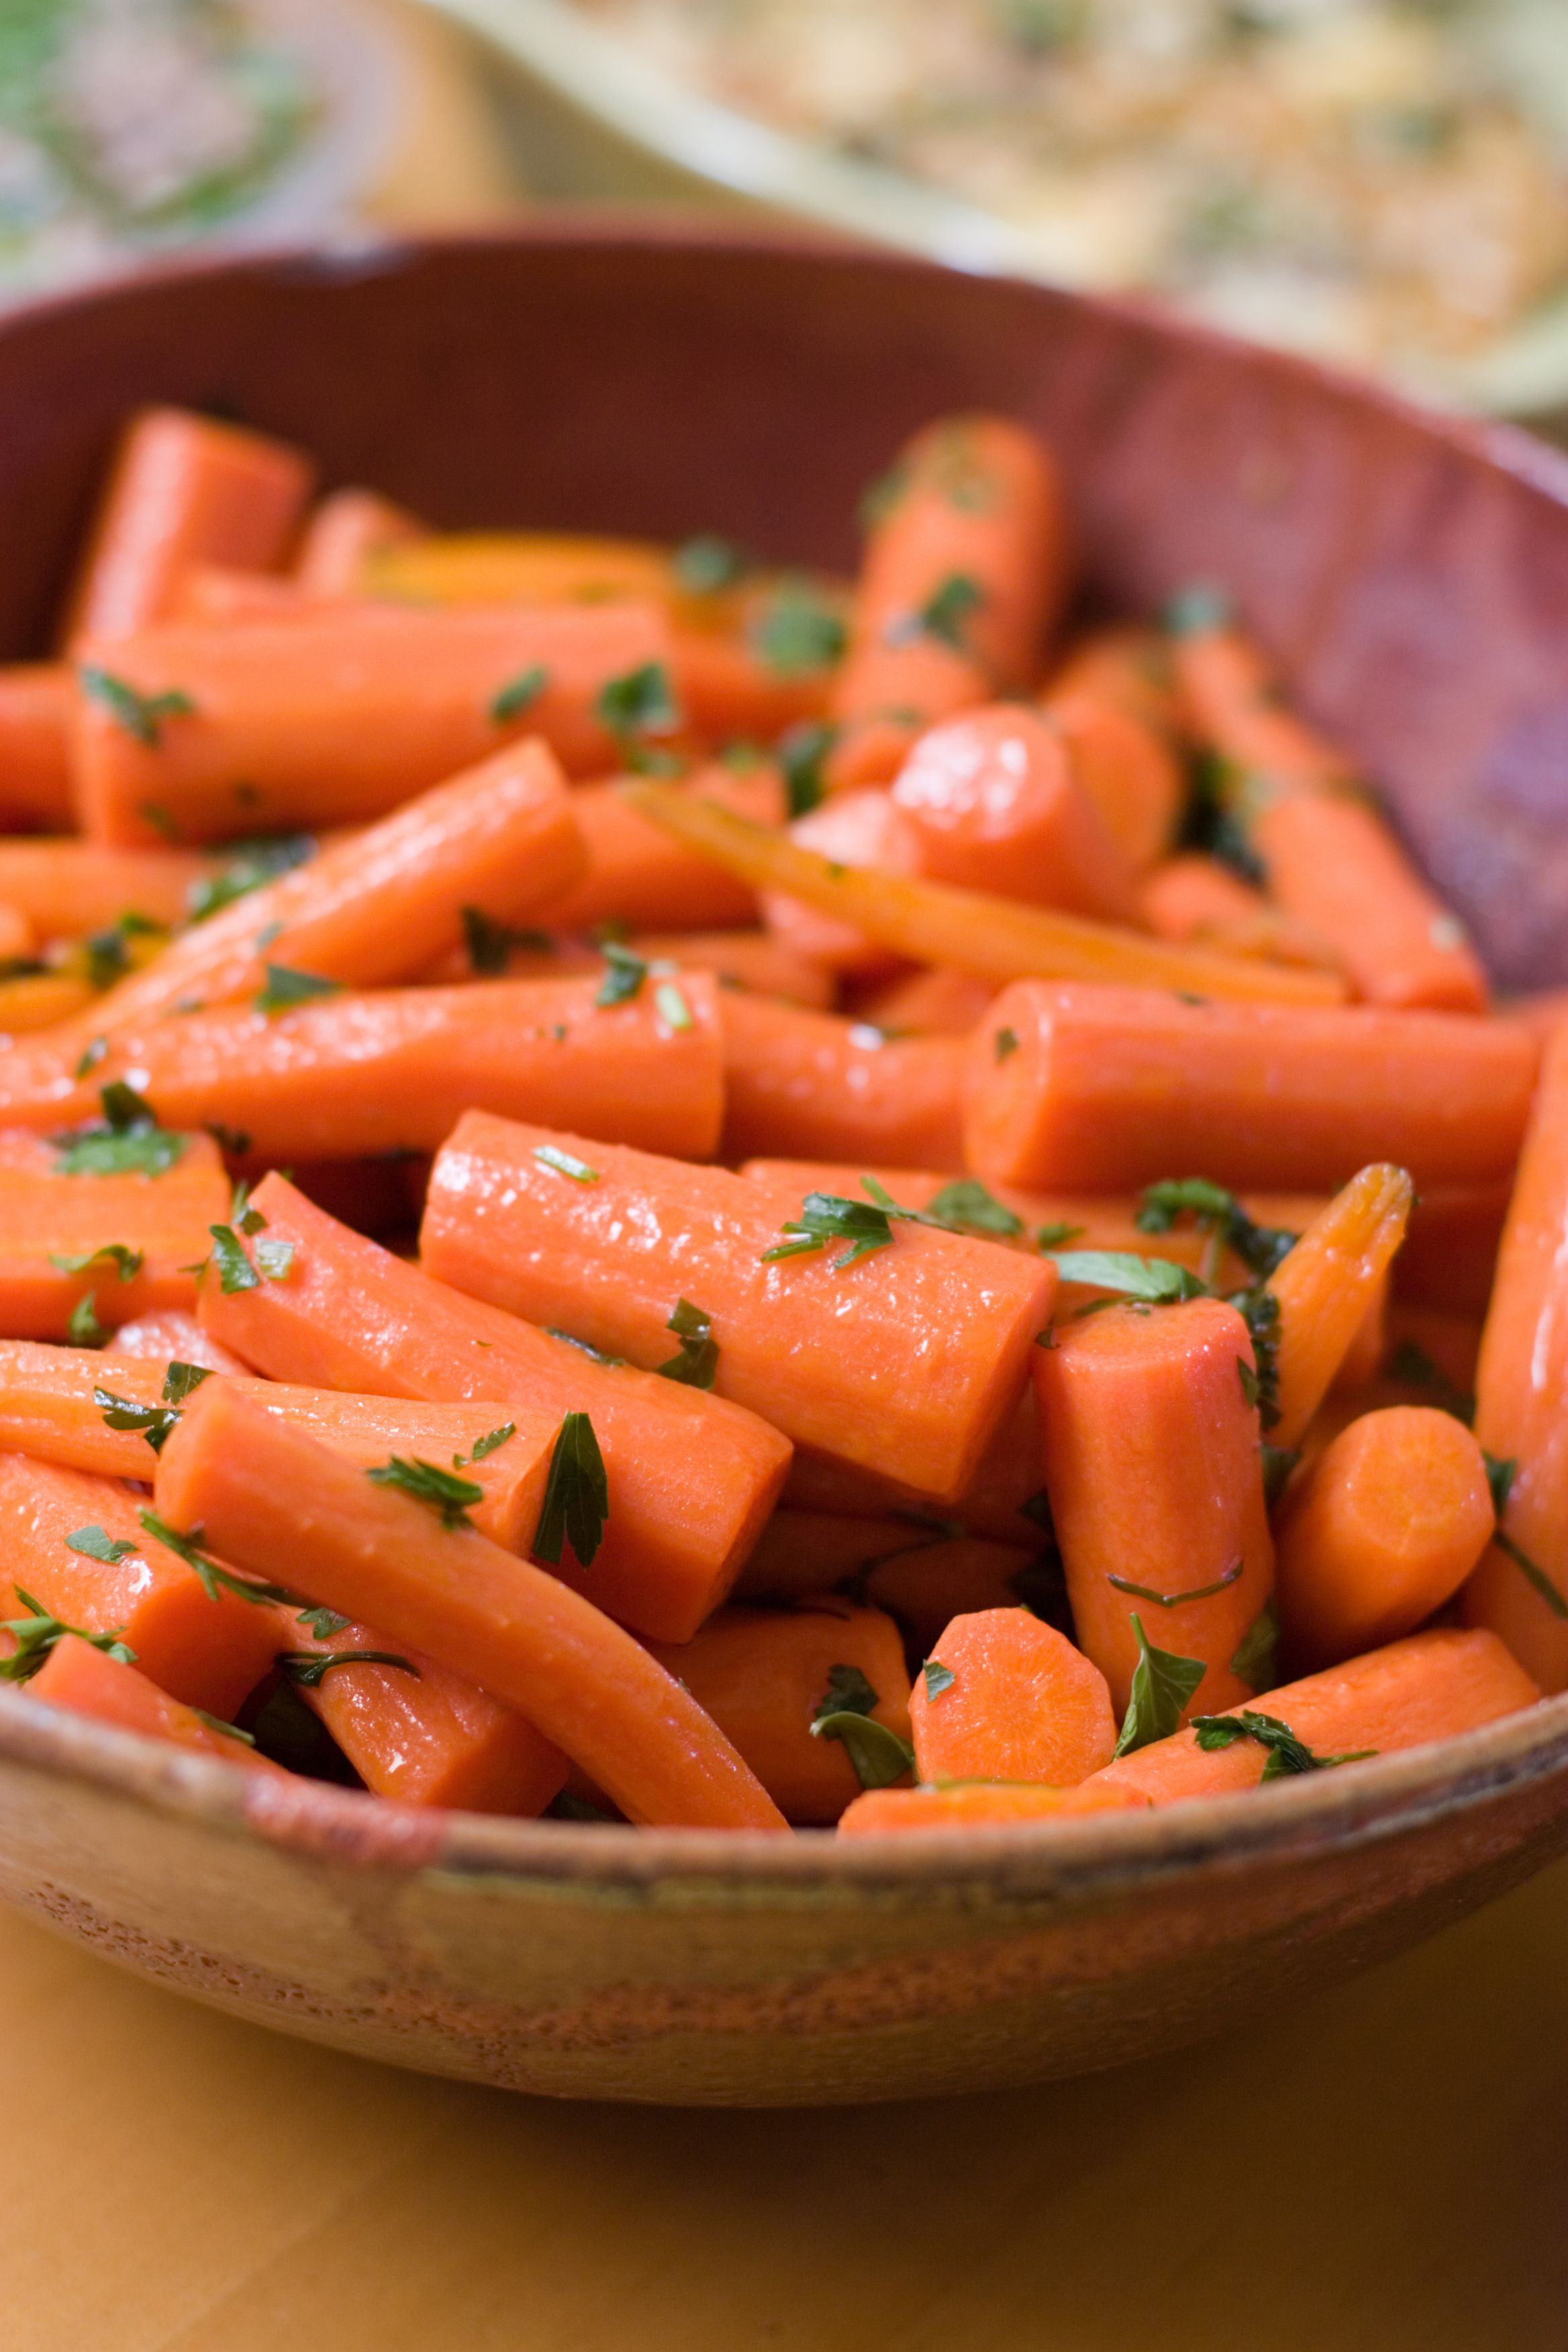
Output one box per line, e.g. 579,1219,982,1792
2,219,1567,1898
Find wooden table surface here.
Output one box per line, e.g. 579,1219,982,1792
7,1855,1568,2351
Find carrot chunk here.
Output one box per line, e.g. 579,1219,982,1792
0,1124,229,1341
1267,1165,1414,1447
838,1779,1148,1834
720,993,966,1171
26,1635,283,1772
909,1608,1117,1785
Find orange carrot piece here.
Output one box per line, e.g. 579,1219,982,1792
168,567,329,626
782,1387,1046,1547
0,1451,280,1714
889,705,1140,921
673,626,834,744
628,928,834,1010
105,1308,250,1374
64,407,314,644
1170,610,1357,798
1087,1628,1538,1807
70,601,674,844
362,530,673,609
1250,791,1488,1014
26,1634,283,1771
1275,1407,1494,1669
827,416,1070,788
292,489,423,594
910,1607,1117,1785
964,981,1535,1193
732,1511,1033,1641
154,1381,787,1830
1267,1165,1414,1447
0,666,73,831
1045,626,1185,746
0,1126,228,1340
1138,853,1335,970
0,972,97,1034
0,838,215,938
838,1779,1149,1833
1039,689,1186,875
761,789,920,979
199,1173,791,1644
1393,1181,1510,1317
646,1601,912,1824
534,763,784,934
622,779,1350,1006
0,903,31,964
1034,1296,1276,1718
852,966,997,1035
422,1109,1056,1503
720,991,966,1170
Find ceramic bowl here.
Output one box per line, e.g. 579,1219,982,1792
3,224,1568,2106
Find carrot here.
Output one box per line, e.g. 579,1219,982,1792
1035,1295,1276,1718
783,1387,1046,1547
0,666,73,830
105,1308,250,1375
0,971,97,1034
1046,626,1185,746
534,763,784,935
63,407,315,643
0,839,215,938
3,970,724,1164
910,1607,1117,1785
720,991,966,1170
628,930,834,1010
422,1109,1055,1502
621,780,1351,1006
889,704,1140,921
1506,989,1568,1046
265,1605,567,1815
1275,1408,1494,1670
0,1124,229,1340
168,567,329,626
292,489,423,593
0,903,31,964
362,530,673,608
827,416,1070,789
1250,791,1488,1014
26,1635,283,1773
646,1601,912,1824
1039,689,1187,875
70,601,675,844
0,1450,281,1714
154,1380,787,1830
733,1512,1034,1645
838,1779,1150,1833
1138,853,1336,970
1393,1181,1510,1318
852,966,997,1035
964,981,1535,1193
673,625,836,744
761,789,920,979
1169,603,1357,799
1087,1627,1538,1807
198,1173,791,1643
1263,1165,1414,1447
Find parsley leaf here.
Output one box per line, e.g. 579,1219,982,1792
547,1326,623,1365
887,571,985,654
461,906,554,975
993,1026,1019,1063
813,1665,879,1723
253,1239,294,1282
79,665,196,747
93,1385,179,1454
595,942,648,1007
673,535,748,593
1229,1599,1280,1693
453,1423,515,1468
490,664,550,724
186,832,315,922
596,660,680,746
534,1143,599,1184
654,979,693,1030
922,1178,1024,1239
206,1224,258,1293
255,964,343,1017
66,1525,136,1566
49,1242,143,1281
66,1293,105,1346
810,1712,914,1789
1483,1453,1568,1617
1048,1250,1210,1304
533,1411,609,1568
365,1456,483,1529
922,1658,957,1702
53,1082,189,1177
1136,1177,1298,1283
656,1298,719,1389
1260,1446,1300,1509
295,1604,352,1643
749,587,846,675
1108,1560,1243,1608
191,1709,256,1746
776,719,835,818
162,1361,213,1405
277,1648,421,1689
1191,1708,1375,1778
136,1509,292,1609
1391,1338,1475,1424
761,1190,895,1271
1112,1614,1206,1758
1230,1286,1282,1429
0,1587,135,1683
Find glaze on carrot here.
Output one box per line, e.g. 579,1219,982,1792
720,993,966,1171
910,1608,1117,1785
1267,1165,1414,1447
534,763,783,935
0,1125,228,1340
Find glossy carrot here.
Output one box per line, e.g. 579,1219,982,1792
1275,1408,1494,1669
720,991,966,1170
827,415,1069,788
0,666,73,830
1393,1181,1510,1318
673,626,836,744
0,838,215,938
964,981,1535,1193
761,789,920,979
1138,854,1334,970
1169,608,1357,798
621,781,1350,1006
1039,689,1186,874
1046,626,1185,746
733,1512,1033,1643
838,1779,1150,1833
62,406,314,643
0,1125,228,1340
5,971,724,1163
646,1601,912,1824
1267,1165,1414,1447
628,930,834,1010
154,1381,787,1830
1087,1628,1538,1807
889,705,1140,921
852,965,997,1035
423,1110,1055,1500
0,972,97,1034
534,763,784,934
0,903,30,963
105,1307,250,1374
199,1173,791,1643
782,1387,1046,1547
168,567,327,626
26,1635,283,1773
71,601,674,844
910,1608,1117,1785
1034,1296,1276,1718
0,1450,280,1714
292,489,423,593
362,531,673,608
266,1606,567,1815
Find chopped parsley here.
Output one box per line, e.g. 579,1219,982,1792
1483,1453,1568,1618
79,665,196,747
749,587,846,675
1049,1248,1211,1306
1112,1614,1206,1758
809,1659,914,1789
656,1299,718,1390
162,1361,213,1405
993,1026,1020,1063
255,964,343,1017
595,942,647,1006
277,1648,420,1689
66,1293,104,1346
922,1658,957,1702
775,719,836,818
673,534,748,594
453,1423,515,1468
461,906,554,976
49,1242,143,1282
54,1083,189,1177
1107,1560,1243,1608
532,1411,609,1569
1190,1709,1375,1779
365,1455,483,1530
186,832,315,923
490,664,550,724
887,571,984,654
66,1525,137,1566
1136,1177,1298,1283
921,1178,1024,1239
534,1143,599,1185
93,1385,179,1455
1229,1600,1280,1693
654,979,693,1031
596,660,680,748
0,1589,134,1683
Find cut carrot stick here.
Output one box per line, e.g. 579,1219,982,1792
1169,607,1357,799
292,489,423,593
827,416,1070,789
889,705,1140,921
1267,1165,1414,1447
534,763,785,934
105,1308,251,1374
910,1607,1117,1785
0,972,97,1034
63,407,315,643
0,666,73,830
199,1173,791,1643
720,992,966,1170
0,1450,281,1714
621,780,1351,1006
154,1380,787,1830
673,626,836,744
1275,1408,1494,1669
422,1110,1056,1502
628,930,834,1010
0,838,216,938
1039,689,1186,875
70,601,675,844
26,1635,283,1773
646,1601,912,1824
1087,1627,1538,1807
5,971,724,1163
964,981,1535,1193
264,1605,567,1815
1138,853,1336,970
1393,1181,1510,1318
1046,626,1185,746
1250,791,1488,1014
838,1779,1150,1833
733,1511,1034,1644
761,789,920,979
852,966,997,1035
168,567,328,626
782,1385,1045,1547
853,1537,1037,1651
362,531,673,609
0,903,31,963
0,1124,229,1340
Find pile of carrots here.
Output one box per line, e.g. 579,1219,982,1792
0,397,1560,1837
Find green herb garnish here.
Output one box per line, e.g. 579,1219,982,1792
277,1648,421,1689
66,1526,136,1566
534,1143,599,1185
453,1423,515,1469
1190,1708,1375,1779
673,535,747,593
1107,1561,1243,1608
1483,1453,1568,1617
532,1411,609,1568
761,1190,896,1271
93,1385,179,1454
162,1362,213,1405
136,1510,291,1610
596,660,680,746
54,1082,189,1177
656,1299,718,1390
1229,1599,1280,1692
1049,1250,1210,1305
922,1658,956,1702
547,1327,624,1366
365,1456,483,1529
80,665,196,747
0,1588,134,1683
186,833,315,922
887,571,984,654
595,942,647,1007
749,587,846,675
922,1178,1024,1239
255,964,343,1017
49,1242,143,1282
1391,1338,1475,1424
654,979,692,1030
66,1293,104,1346
490,664,550,724
1136,1177,1298,1283
776,719,836,818
993,1026,1019,1063
461,906,554,975
1112,1614,1206,1758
